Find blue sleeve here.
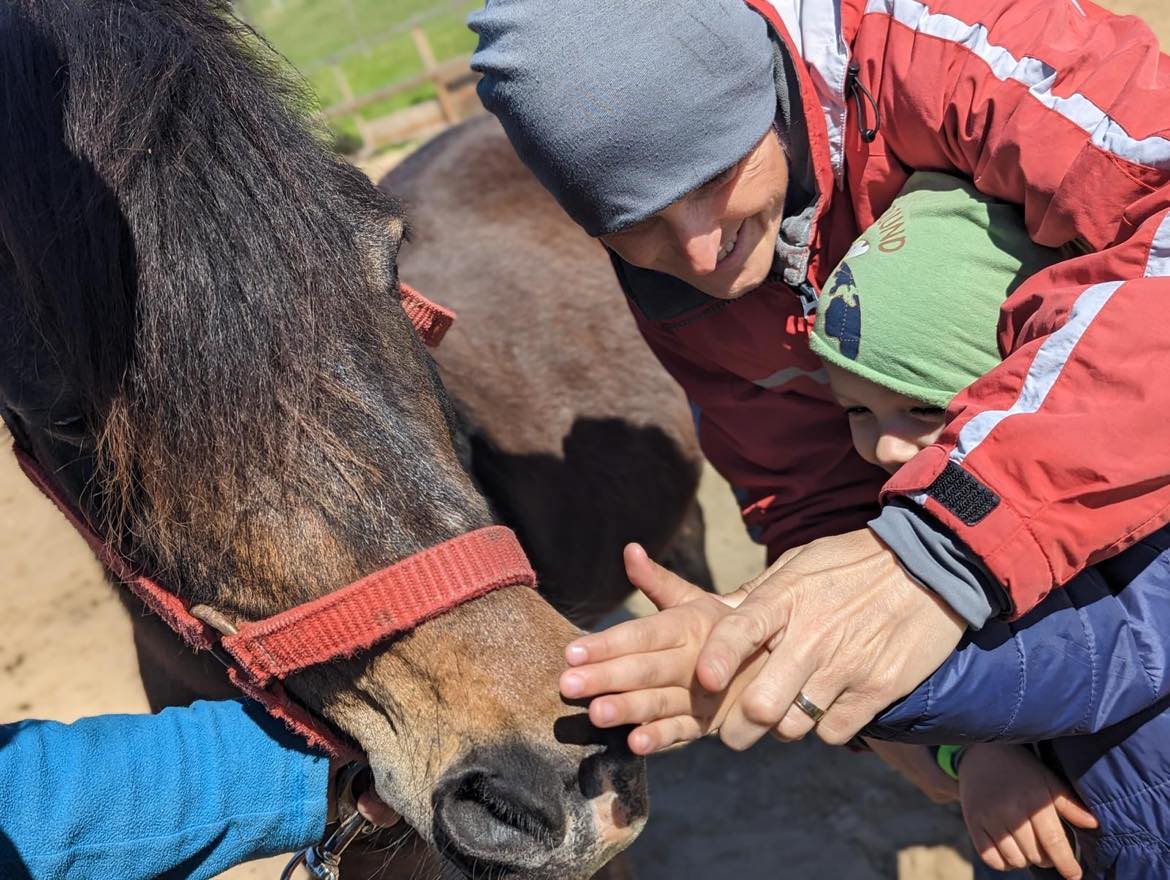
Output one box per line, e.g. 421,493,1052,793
865,529,1170,745
0,699,329,880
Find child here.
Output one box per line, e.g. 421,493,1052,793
808,174,1086,879
560,175,1170,879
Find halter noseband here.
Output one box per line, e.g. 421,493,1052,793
10,284,535,760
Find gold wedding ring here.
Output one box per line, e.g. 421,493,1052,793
792,691,826,724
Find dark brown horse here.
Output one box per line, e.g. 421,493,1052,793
0,1,657,877
384,115,713,628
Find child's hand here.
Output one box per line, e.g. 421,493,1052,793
959,744,1098,880
559,544,766,755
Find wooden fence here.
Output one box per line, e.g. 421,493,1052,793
318,29,479,155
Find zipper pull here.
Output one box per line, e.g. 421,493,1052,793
846,61,881,144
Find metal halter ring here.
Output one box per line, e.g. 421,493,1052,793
792,691,826,724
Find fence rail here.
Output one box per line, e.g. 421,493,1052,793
322,48,472,120
317,27,479,155
241,0,482,155
297,0,472,75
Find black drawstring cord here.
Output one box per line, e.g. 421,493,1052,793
846,61,881,144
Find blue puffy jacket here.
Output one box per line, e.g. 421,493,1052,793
866,527,1170,878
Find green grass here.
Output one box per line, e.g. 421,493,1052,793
235,0,482,148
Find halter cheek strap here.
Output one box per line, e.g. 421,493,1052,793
10,283,539,759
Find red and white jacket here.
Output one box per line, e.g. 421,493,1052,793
623,0,1170,618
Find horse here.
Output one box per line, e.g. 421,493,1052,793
0,1,651,877
383,114,713,629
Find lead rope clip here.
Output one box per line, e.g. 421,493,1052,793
280,810,373,880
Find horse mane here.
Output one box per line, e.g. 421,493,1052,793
0,0,482,608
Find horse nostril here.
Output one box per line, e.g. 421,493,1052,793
578,731,646,815
433,747,568,874
447,770,564,847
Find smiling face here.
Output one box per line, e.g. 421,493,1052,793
600,129,788,300
824,363,949,475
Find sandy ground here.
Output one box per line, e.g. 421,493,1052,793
1,1,1164,876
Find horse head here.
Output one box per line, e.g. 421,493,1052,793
0,1,645,876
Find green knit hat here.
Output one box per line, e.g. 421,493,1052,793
809,172,1067,407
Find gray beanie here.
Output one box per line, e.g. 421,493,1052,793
469,0,778,237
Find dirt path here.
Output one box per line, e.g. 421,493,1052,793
2,2,1164,876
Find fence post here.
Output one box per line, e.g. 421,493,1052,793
328,64,373,154
411,27,459,125
330,64,356,104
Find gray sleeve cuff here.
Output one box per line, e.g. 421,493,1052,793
868,501,1009,630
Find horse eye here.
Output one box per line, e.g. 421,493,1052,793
48,413,86,442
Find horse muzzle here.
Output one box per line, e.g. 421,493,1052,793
431,738,647,879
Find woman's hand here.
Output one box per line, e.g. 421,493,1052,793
696,528,966,750
959,744,1097,880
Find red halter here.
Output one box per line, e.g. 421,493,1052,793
12,285,535,760
398,282,455,348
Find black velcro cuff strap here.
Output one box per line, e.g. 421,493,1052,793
925,461,1000,527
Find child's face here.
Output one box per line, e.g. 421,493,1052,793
824,363,948,475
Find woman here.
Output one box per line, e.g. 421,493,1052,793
468,0,1170,754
